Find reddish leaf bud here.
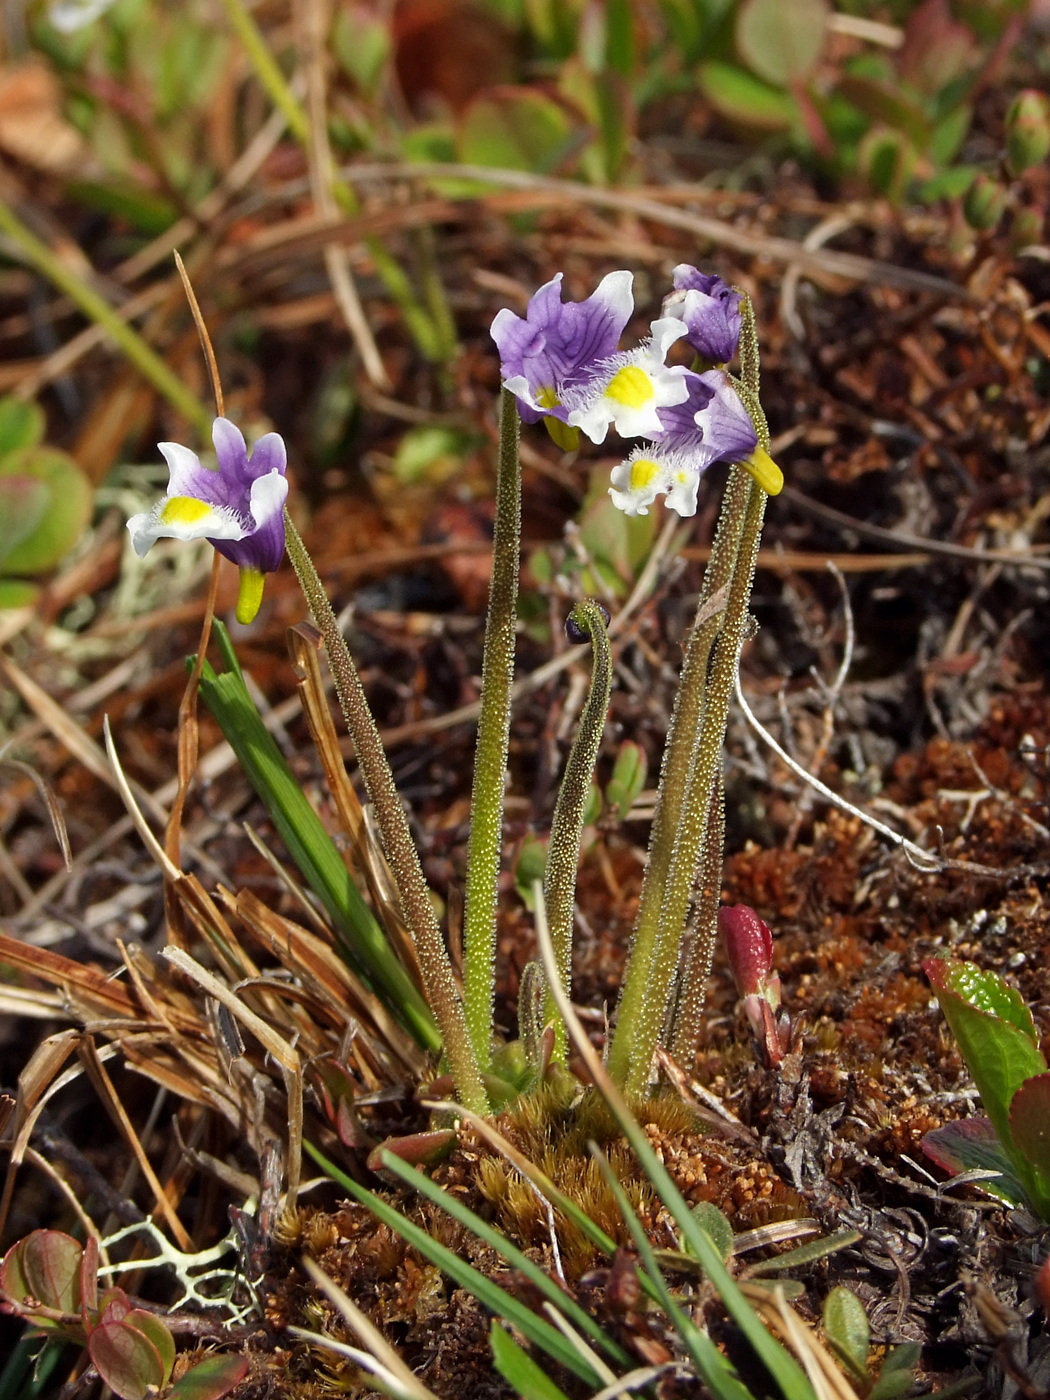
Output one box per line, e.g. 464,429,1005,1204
718,903,777,1001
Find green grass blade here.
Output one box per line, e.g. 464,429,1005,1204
196,623,439,1051
590,1145,757,1400
490,1323,573,1400
534,919,817,1400
303,1142,602,1387
377,1149,631,1368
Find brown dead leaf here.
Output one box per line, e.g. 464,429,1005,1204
0,58,87,173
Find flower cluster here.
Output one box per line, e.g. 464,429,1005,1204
491,267,782,516
127,417,287,624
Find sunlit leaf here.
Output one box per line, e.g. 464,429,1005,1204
167,1354,250,1400
735,0,827,86
0,448,92,576
698,62,797,130
490,1323,572,1400
822,1286,869,1382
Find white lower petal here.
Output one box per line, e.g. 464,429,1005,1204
127,496,247,558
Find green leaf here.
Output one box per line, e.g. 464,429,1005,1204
0,477,51,574
698,61,797,130
490,1323,573,1400
1008,1074,1050,1219
735,0,827,85
822,1286,870,1382
684,1202,734,1263
835,75,930,150
606,742,646,822
514,834,548,910
458,87,576,174
196,624,439,1053
743,1229,863,1277
302,1142,604,1386
167,1355,250,1400
869,1344,921,1400
0,579,40,608
920,1116,1028,1206
0,449,92,576
924,957,1045,1153
0,398,45,455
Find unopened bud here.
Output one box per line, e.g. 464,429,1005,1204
1005,90,1050,177
719,903,790,1068
719,904,777,1001
962,174,1007,232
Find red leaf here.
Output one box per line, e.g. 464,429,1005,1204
20,1231,83,1315
1009,1073,1050,1179
89,1318,167,1400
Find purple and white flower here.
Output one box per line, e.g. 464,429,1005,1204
490,271,634,425
564,317,692,444
127,417,288,623
662,265,742,365
609,368,776,517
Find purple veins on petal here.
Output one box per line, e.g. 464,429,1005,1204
126,416,289,574
490,270,634,422
663,265,742,364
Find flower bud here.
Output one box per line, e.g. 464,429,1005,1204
718,903,789,1068
962,174,1007,232
719,903,777,1001
1005,89,1050,177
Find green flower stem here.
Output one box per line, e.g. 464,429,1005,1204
623,477,766,1096
462,389,521,1070
0,198,209,433
217,0,450,364
542,600,612,1062
669,770,725,1064
284,513,489,1114
605,465,751,1084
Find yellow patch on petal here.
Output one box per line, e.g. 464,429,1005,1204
536,385,560,409
629,458,662,491
605,365,654,408
235,567,265,625
742,447,784,496
160,495,212,525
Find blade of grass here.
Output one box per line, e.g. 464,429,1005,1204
533,884,817,1400
302,1141,602,1387
490,1322,573,1400
375,1149,632,1368
589,1142,756,1400
195,622,439,1052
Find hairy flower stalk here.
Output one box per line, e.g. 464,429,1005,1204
622,474,766,1093
610,294,774,1091
605,466,751,1083
462,389,522,1070
542,600,612,1062
283,515,488,1114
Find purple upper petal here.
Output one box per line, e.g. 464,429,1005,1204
665,266,742,364
157,417,289,572
491,271,634,419
651,369,757,468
